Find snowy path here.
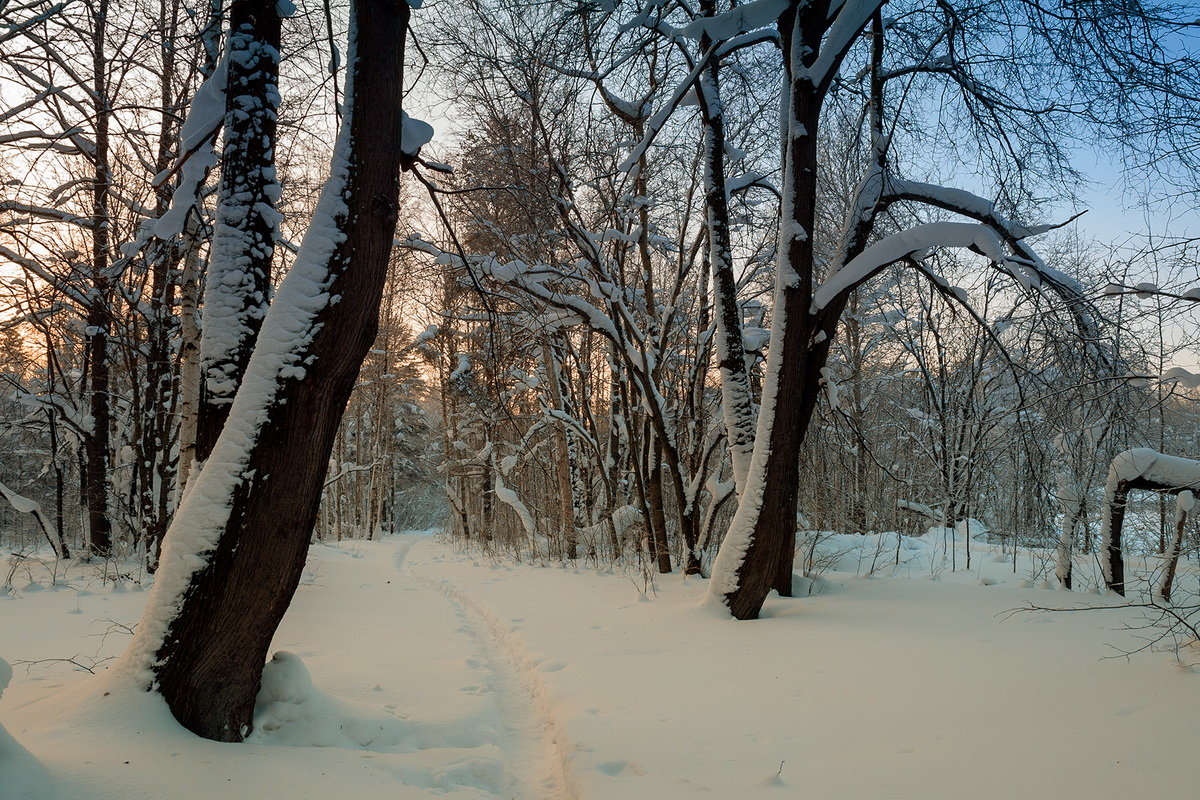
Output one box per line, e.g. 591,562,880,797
4,532,1198,800
400,538,576,800
1,535,573,800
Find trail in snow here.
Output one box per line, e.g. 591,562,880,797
397,537,576,800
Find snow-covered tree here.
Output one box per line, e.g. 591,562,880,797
116,0,414,741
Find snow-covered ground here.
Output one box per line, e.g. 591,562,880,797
2,532,1196,799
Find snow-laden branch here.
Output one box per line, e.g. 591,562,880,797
0,243,90,306
882,177,1084,293
0,479,62,557
800,1,886,88
494,472,537,540
616,45,720,175
1099,448,1200,596
881,177,1102,346
0,3,67,46
812,221,1010,310
404,235,651,373
679,0,790,40
151,57,228,240
0,200,96,229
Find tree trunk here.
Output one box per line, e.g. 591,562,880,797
124,0,409,741
83,0,113,559
195,0,282,463
1158,491,1191,602
697,0,755,497
709,2,879,619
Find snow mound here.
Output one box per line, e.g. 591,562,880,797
0,657,57,799
250,651,409,750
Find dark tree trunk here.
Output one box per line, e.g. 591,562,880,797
142,0,183,567
195,0,282,463
719,2,878,619
721,7,825,619
84,0,113,559
1102,479,1130,596
696,0,755,497
150,0,409,741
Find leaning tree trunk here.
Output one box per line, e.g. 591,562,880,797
118,0,409,741
1158,490,1192,602
707,6,829,619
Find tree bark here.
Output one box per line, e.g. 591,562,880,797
710,1,880,619
696,0,755,498
195,0,282,463
141,0,409,741
1158,492,1190,602
83,0,113,559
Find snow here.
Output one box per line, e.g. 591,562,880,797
1099,448,1200,589
680,0,789,41
1109,447,1200,488
813,222,1011,310
200,26,284,403
400,112,434,157
0,657,56,799
3,533,1197,799
0,479,41,514
115,16,362,687
493,474,538,539
152,58,228,240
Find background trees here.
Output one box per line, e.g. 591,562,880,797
2,0,1200,741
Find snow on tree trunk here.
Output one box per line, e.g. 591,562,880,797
195,0,283,463
1099,448,1200,596
172,215,205,506
697,0,756,497
1158,489,1192,603
708,3,868,619
115,0,409,741
1054,434,1082,590
542,335,584,560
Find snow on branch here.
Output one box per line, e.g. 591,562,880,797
1102,281,1200,304
679,0,790,41
0,200,96,229
494,472,537,540
400,112,434,159
896,498,944,522
880,177,1103,348
151,57,228,239
812,221,1010,310
616,46,719,175
1099,448,1200,595
800,0,886,88
882,177,1085,295
404,234,651,373
0,479,63,557
0,243,90,307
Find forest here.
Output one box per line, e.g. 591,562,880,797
2,0,1200,798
